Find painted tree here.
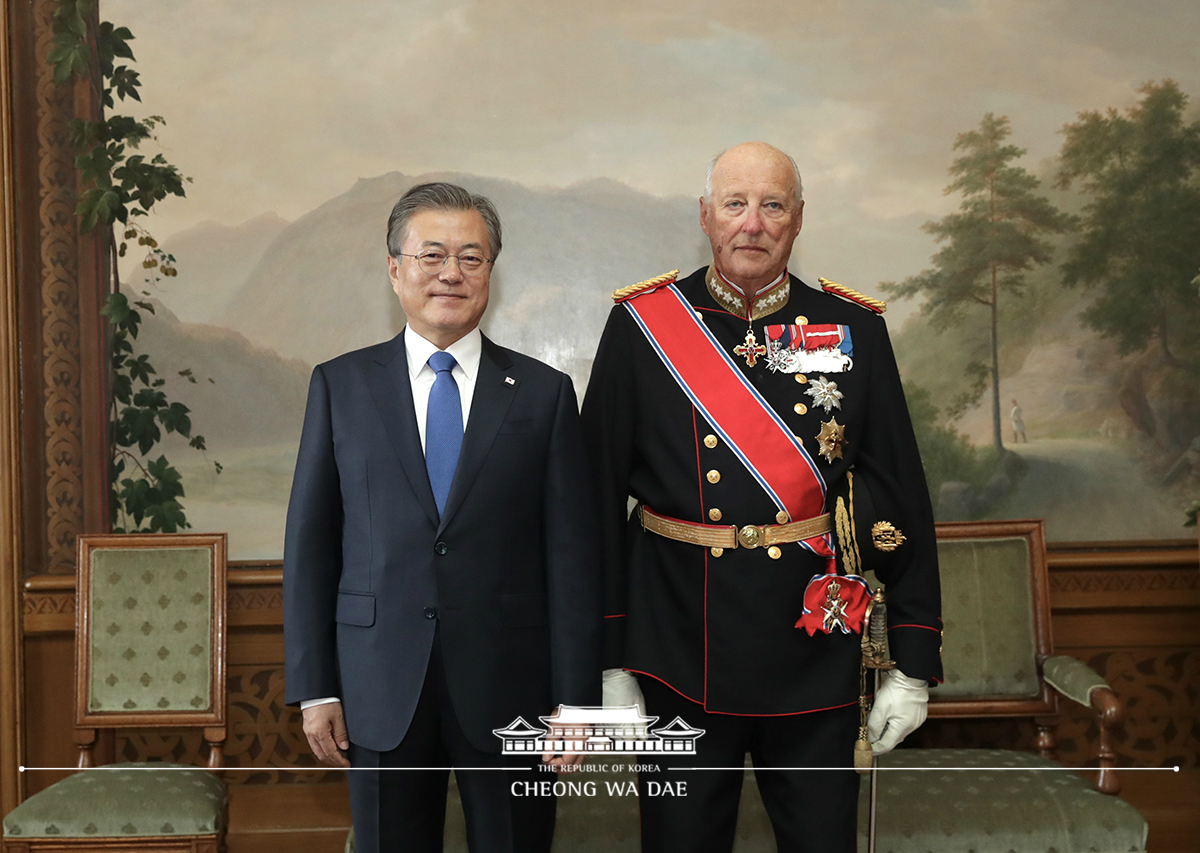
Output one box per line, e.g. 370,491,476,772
1056,80,1200,373
884,114,1072,453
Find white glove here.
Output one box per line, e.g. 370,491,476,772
602,668,646,715
868,670,928,755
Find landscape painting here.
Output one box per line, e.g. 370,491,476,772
104,0,1200,557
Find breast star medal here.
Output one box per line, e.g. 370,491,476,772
816,417,846,463
805,375,843,412
733,329,767,368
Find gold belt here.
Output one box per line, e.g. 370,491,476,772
637,505,831,551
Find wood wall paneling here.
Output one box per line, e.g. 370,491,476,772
0,0,26,815
18,544,1199,851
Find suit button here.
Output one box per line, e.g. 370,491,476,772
794,403,808,415
435,542,448,555
708,508,723,521
703,434,718,449
424,606,437,619
706,469,721,484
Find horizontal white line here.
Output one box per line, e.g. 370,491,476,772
21,765,1183,773
670,766,1183,772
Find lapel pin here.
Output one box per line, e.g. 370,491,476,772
504,376,515,385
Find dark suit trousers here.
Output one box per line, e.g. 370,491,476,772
347,631,556,853
636,676,859,853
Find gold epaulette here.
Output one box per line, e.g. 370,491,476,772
818,277,887,314
611,270,679,302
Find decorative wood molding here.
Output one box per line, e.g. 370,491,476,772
33,0,83,575
0,0,27,812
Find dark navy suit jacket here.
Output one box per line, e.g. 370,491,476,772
283,331,602,753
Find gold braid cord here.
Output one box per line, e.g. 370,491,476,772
835,497,859,575
846,469,862,570
612,269,679,302
819,277,887,314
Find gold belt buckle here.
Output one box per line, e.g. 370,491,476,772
737,525,766,549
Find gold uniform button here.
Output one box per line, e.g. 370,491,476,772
794,435,804,445
776,511,789,524
767,546,782,560
703,434,718,449
794,403,808,415
795,315,808,326
710,547,724,558
706,469,721,484
709,508,723,521
795,373,808,384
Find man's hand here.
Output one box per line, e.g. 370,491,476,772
301,701,351,767
868,670,929,755
602,668,646,715
540,706,586,773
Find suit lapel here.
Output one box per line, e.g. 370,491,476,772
437,335,516,533
366,333,440,528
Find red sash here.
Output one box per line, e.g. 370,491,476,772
624,284,835,563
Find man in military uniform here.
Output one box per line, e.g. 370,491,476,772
581,142,942,852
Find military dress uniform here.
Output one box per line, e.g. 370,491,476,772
581,265,942,853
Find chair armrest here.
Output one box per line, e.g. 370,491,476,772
1042,655,1108,708
1042,654,1124,795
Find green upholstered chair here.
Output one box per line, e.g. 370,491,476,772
3,533,229,853
854,519,1148,853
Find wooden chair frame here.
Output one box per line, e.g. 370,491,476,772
73,533,228,769
930,519,1123,793
3,534,228,853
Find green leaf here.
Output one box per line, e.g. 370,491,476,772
132,387,167,410
160,402,192,436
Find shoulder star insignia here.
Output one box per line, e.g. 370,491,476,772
819,277,887,313
612,270,680,302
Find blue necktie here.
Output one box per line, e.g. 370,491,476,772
425,351,463,517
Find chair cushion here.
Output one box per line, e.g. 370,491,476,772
3,762,225,839
855,749,1147,853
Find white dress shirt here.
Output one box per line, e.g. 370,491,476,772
300,325,482,713
402,325,481,452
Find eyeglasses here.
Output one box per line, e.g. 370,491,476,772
396,250,493,277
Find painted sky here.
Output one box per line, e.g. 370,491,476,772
106,0,1200,300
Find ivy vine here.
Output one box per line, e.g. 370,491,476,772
49,0,218,533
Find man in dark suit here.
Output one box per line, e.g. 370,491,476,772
582,143,942,852
284,182,602,853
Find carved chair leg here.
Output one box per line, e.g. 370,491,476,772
1092,687,1123,795
1034,716,1058,761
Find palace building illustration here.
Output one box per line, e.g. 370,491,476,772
492,706,705,755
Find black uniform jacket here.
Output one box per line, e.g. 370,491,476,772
283,331,603,753
581,267,942,716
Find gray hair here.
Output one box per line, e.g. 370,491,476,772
386,181,503,261
703,146,804,206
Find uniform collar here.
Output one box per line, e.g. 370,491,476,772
705,265,790,321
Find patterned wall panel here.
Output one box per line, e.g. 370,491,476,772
32,0,83,575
